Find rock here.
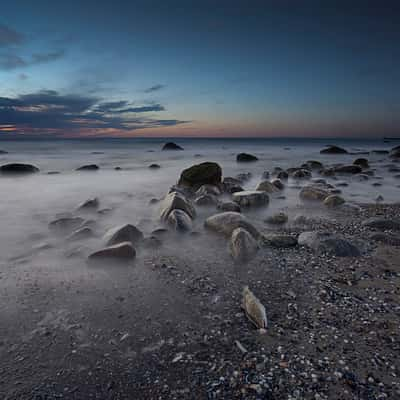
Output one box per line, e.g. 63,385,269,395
389,147,400,158
149,163,161,169
204,212,259,238
0,163,39,174
217,201,241,212
242,286,267,329
194,194,217,206
369,232,400,245
76,164,99,171
271,179,284,190
256,180,279,193
162,142,183,151
67,227,94,241
151,228,169,237
299,186,330,201
229,228,258,263
262,171,270,179
336,181,349,187
77,198,99,211
262,234,297,248
362,217,400,231
334,165,362,174
298,231,360,256
222,177,244,193
47,171,60,175
88,241,136,261
264,212,288,225
289,168,312,179
49,217,85,234
195,184,221,197
323,194,345,208
236,172,252,182
166,209,193,232
355,174,369,181
236,153,258,162
320,168,335,177
0,150,8,154
104,224,144,246
371,150,389,154
159,192,196,221
353,158,369,168
149,198,160,204
232,190,269,207
178,162,222,189
304,160,324,170
320,145,348,154
293,215,311,225
277,171,289,180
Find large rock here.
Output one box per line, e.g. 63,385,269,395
299,186,330,201
104,224,144,246
298,231,360,256
320,145,348,154
323,194,345,208
195,184,221,197
389,146,400,158
232,190,269,207
76,164,99,171
353,158,369,168
159,192,196,221
229,228,258,263
162,142,183,151
88,242,136,261
222,177,244,193
0,163,39,174
304,160,324,170
262,234,297,248
217,201,241,212
362,218,400,231
194,194,217,206
166,209,193,232
334,165,362,174
178,162,222,189
236,153,258,162
204,212,259,238
256,180,279,193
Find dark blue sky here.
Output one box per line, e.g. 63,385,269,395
0,0,399,138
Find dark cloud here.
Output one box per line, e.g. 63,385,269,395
0,90,188,136
31,50,65,64
0,25,23,46
143,84,166,93
0,53,25,69
0,50,65,71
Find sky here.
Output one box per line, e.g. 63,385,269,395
0,0,399,139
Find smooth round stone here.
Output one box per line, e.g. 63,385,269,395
232,190,269,207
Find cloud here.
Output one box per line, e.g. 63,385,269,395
0,54,26,70
31,50,65,64
0,90,188,137
143,84,166,93
0,25,23,47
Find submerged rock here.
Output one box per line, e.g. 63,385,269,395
262,234,297,248
242,286,267,329
76,164,99,171
232,190,269,207
320,145,348,154
204,212,259,238
229,228,258,263
323,194,345,208
159,192,196,221
299,186,330,201
104,224,144,246
236,153,258,162
362,217,400,231
264,212,288,225
77,197,99,211
162,142,183,151
217,201,241,212
0,163,39,174
256,180,279,193
148,163,161,169
88,241,136,261
178,162,222,189
353,158,369,168
167,209,193,232
334,165,362,174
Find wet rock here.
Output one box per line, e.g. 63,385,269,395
256,180,279,193
371,149,389,154
320,145,348,154
277,170,289,180
291,168,312,179
159,192,196,221
104,224,144,246
162,142,183,151
362,217,400,231
293,215,312,225
336,181,349,187
148,163,161,169
49,217,85,234
67,227,94,241
195,184,221,197
299,185,330,201
166,209,193,232
204,212,259,238
236,153,258,162
0,150,8,154
222,177,244,193
262,171,270,179
178,162,222,189
77,197,99,211
320,168,335,177
334,165,362,174
264,212,288,225
232,190,269,207
217,201,241,212
304,160,324,170
389,146,400,158
242,286,267,329
262,234,297,248
369,232,400,245
76,164,99,171
271,179,284,190
0,163,39,174
88,241,136,260
149,198,160,204
353,158,369,168
151,228,169,237
229,228,258,263
194,194,217,206
323,194,345,208
235,172,252,182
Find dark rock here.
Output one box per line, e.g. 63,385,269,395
178,162,222,189
353,158,369,168
217,201,241,212
371,150,389,154
167,209,193,232
369,232,400,245
104,224,144,246
76,164,99,171
271,179,284,190
0,163,39,174
304,160,324,170
232,190,269,207
162,142,184,151
0,150,8,154
149,164,161,169
320,145,348,154
204,212,259,238
277,171,289,180
291,168,312,179
229,228,258,263
262,234,297,248
159,192,196,220
88,242,136,260
390,146,400,158
334,165,362,174
236,153,258,162
47,171,60,175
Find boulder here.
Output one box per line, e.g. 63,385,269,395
49,217,85,234
104,224,144,246
323,194,345,208
236,153,258,162
292,169,312,179
166,209,193,232
204,212,259,238
217,201,241,212
232,190,269,207
194,194,217,206
334,165,362,174
229,228,258,263
76,164,99,171
299,186,330,201
222,177,244,193
264,212,288,225
362,217,400,231
262,234,297,248
0,163,39,174
88,241,136,260
277,171,289,180
320,145,348,154
256,180,279,193
178,162,222,189
353,158,369,168
162,142,183,151
271,179,284,190
77,198,99,211
159,192,196,221
195,184,221,197
304,160,324,170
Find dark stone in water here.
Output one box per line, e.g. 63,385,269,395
0,150,9,154
76,164,99,171
178,162,222,189
0,163,39,174
236,153,258,162
320,145,348,154
334,164,362,174
162,142,183,151
149,164,161,169
353,158,369,168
